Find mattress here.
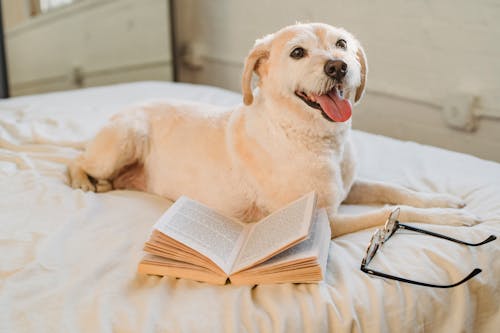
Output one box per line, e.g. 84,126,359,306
0,81,499,333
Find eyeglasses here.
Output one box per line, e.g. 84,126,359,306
360,208,496,288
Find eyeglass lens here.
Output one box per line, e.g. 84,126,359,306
383,207,400,242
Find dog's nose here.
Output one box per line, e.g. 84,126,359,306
324,60,348,81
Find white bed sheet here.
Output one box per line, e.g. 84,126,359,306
0,82,499,333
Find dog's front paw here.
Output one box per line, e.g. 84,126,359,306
441,208,482,227
416,193,466,209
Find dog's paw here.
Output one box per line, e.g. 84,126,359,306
440,208,482,227
95,179,113,193
69,167,96,192
71,174,95,192
415,193,466,209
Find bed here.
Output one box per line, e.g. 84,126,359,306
1,81,499,332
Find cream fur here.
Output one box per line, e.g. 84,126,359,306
68,23,480,237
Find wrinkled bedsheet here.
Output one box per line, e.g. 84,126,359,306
0,82,499,333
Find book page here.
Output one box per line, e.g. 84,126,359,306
231,192,317,273
229,209,330,285
316,210,331,278
138,254,228,285
154,196,251,274
245,208,330,272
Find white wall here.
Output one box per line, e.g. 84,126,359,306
5,0,173,96
175,0,500,162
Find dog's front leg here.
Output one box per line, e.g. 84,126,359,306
328,205,481,238
344,179,466,209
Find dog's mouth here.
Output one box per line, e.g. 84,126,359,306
295,87,352,122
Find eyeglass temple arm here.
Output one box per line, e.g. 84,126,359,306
360,265,482,289
398,223,496,246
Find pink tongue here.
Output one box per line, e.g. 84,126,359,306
314,91,352,122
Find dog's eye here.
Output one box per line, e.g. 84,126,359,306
290,47,306,59
336,39,347,50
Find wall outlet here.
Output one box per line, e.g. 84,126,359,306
442,93,479,132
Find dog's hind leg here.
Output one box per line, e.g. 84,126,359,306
68,111,149,192
344,179,466,209
329,205,481,238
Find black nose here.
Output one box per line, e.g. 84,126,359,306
324,60,347,81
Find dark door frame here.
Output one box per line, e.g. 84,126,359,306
0,1,9,98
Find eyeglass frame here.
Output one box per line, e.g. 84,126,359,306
360,208,496,288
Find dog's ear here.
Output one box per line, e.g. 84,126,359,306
242,35,273,105
354,46,368,104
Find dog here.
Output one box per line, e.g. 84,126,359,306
68,23,479,237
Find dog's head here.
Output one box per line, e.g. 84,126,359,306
242,23,367,124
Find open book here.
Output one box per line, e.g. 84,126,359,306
137,192,331,285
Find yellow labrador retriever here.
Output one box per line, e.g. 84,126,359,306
69,23,478,237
